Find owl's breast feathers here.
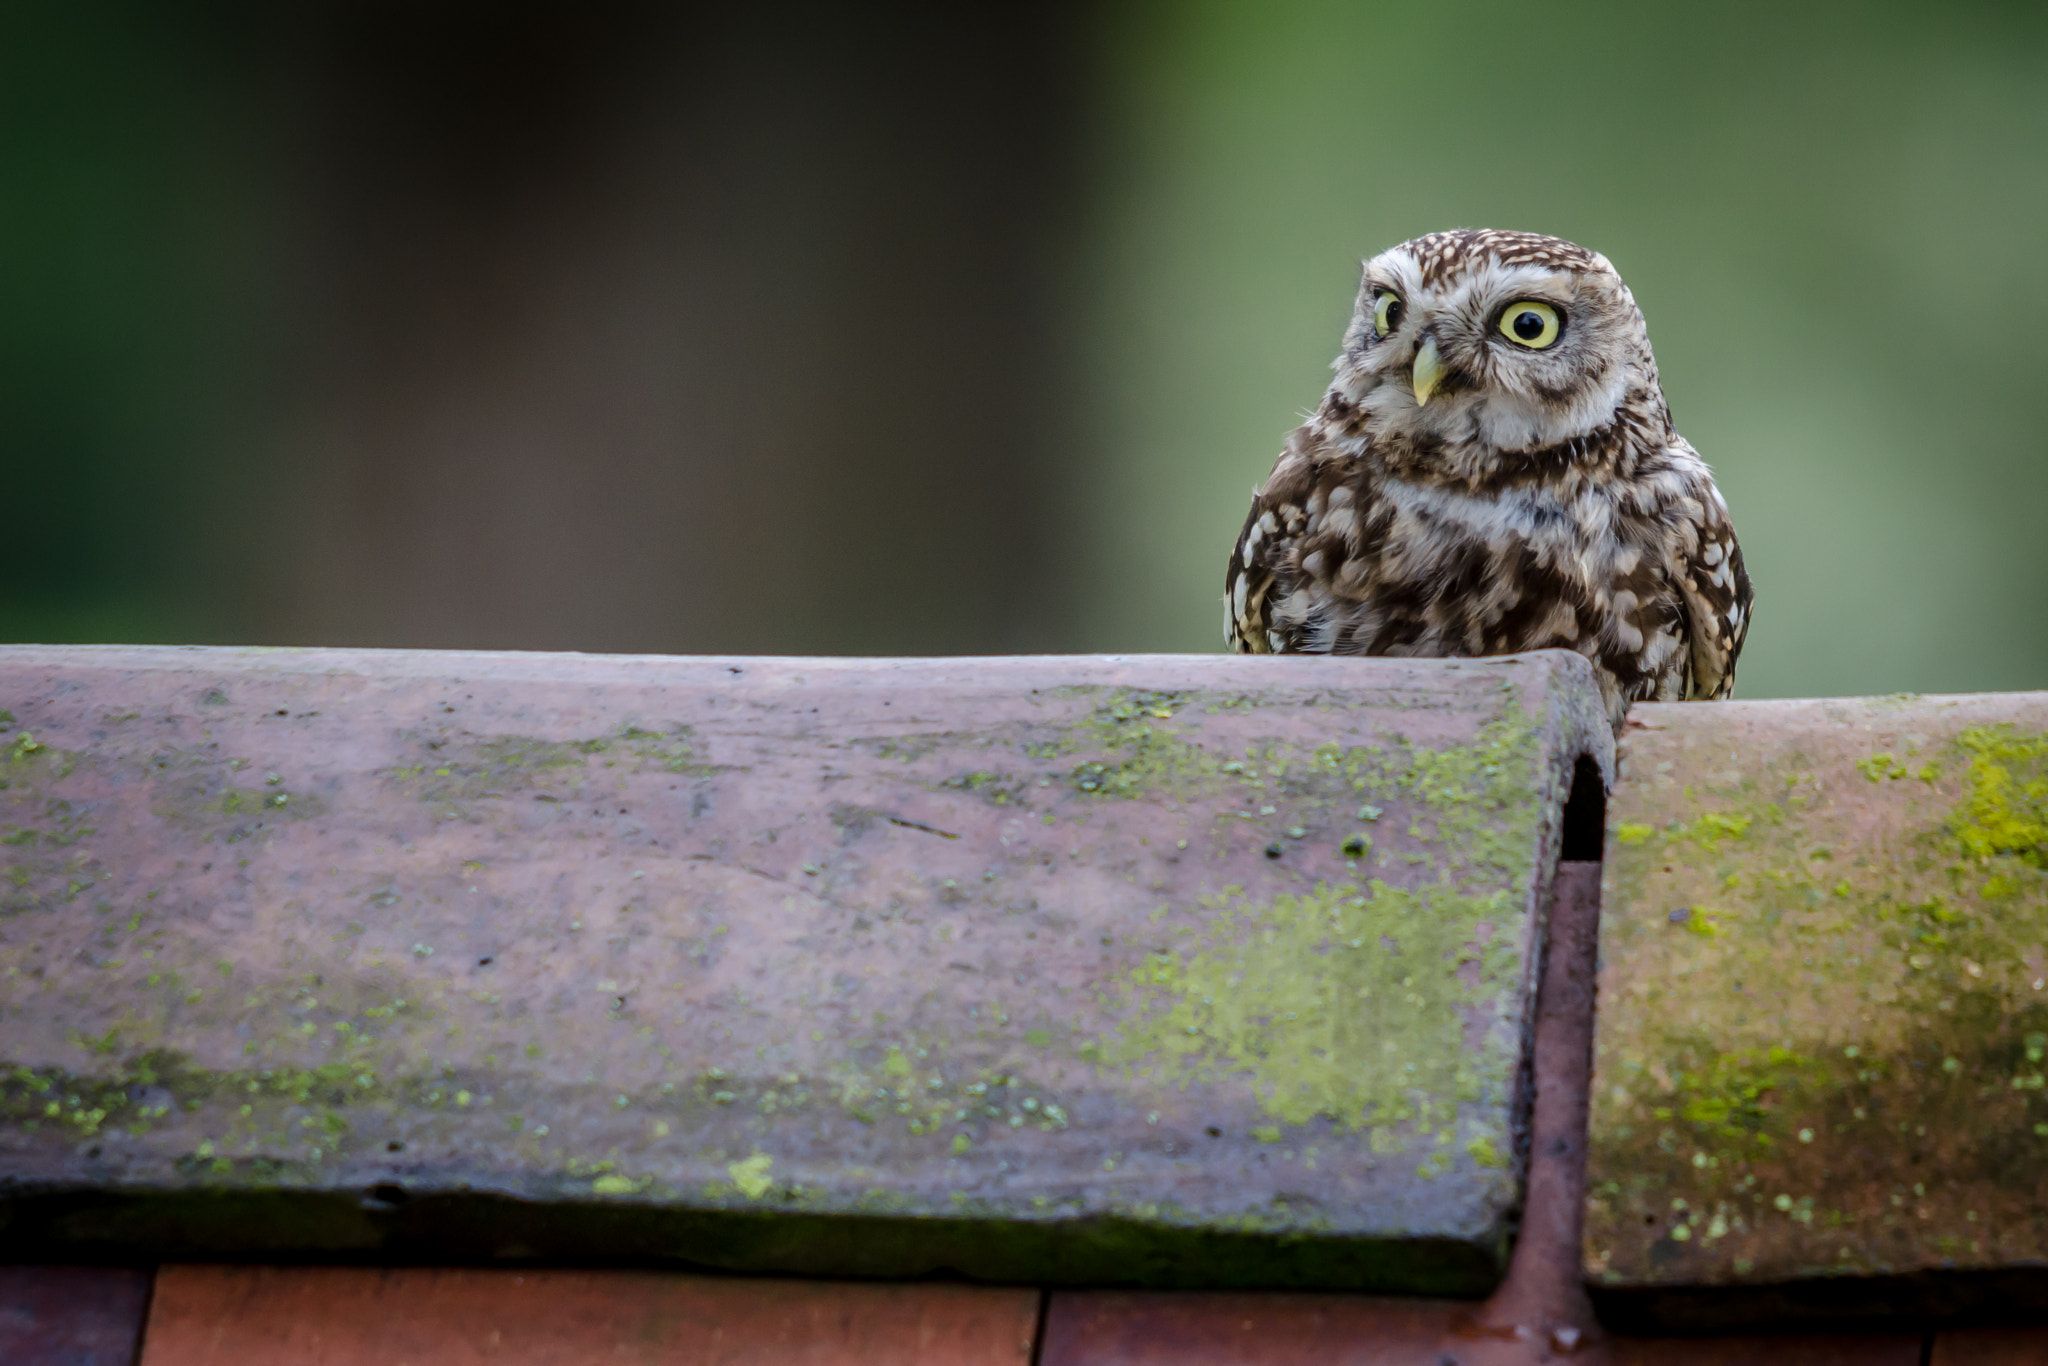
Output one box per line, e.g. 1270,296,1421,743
1225,397,1754,728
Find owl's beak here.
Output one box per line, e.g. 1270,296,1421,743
1411,339,1448,407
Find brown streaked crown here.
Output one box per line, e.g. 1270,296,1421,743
1405,229,1603,287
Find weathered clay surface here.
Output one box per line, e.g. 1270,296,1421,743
139,1266,1040,1366
1586,693,2048,1306
1039,1289,1463,1364
0,647,1607,1290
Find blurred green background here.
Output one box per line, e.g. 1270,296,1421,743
6,1,2046,699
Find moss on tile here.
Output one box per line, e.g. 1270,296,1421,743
381,723,716,808
1102,877,1517,1143
1588,707,2048,1288
1093,694,1546,1169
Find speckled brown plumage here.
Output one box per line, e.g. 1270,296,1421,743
1226,229,1752,732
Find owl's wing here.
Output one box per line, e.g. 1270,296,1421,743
1224,438,1332,654
1225,492,1287,653
1674,476,1753,699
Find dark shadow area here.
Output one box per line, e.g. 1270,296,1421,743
1591,1268,2048,1338
1559,755,1606,864
0,1189,1504,1299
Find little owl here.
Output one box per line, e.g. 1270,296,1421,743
1225,229,1752,732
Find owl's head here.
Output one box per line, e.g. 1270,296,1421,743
1334,229,1662,469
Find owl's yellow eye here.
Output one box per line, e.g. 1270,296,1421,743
1372,291,1404,337
1499,300,1561,349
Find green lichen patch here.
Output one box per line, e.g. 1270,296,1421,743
384,735,608,802
1090,696,1549,1167
0,733,75,802
816,1045,1074,1145
0,948,461,1169
1588,704,2048,1289
3,736,323,875
2,1049,390,1147
141,745,322,845
1055,691,1235,799
0,737,110,917
1101,878,1517,1148
1951,724,2048,865
612,725,716,775
936,771,1030,807
1049,686,1546,870
727,1151,774,1198
382,723,715,805
1370,704,1547,881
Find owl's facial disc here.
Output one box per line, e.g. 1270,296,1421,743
1341,234,1648,460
